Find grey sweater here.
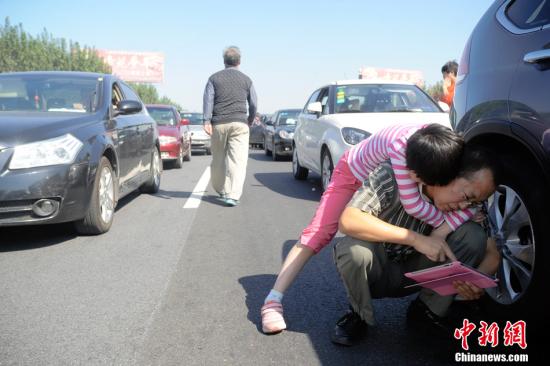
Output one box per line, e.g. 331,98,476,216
203,67,257,125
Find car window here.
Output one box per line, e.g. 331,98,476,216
276,110,300,125
333,84,439,113
0,74,100,113
507,0,550,29
119,82,142,103
112,83,123,111
303,89,321,112
147,107,177,126
316,88,330,115
180,112,203,125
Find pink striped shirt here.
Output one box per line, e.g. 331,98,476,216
346,124,475,230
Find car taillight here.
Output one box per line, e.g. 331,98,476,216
457,35,471,84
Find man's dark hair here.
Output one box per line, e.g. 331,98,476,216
441,60,459,76
406,124,464,186
223,46,241,66
458,143,500,186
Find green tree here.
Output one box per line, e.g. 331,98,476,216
423,80,443,101
0,17,110,73
129,82,183,110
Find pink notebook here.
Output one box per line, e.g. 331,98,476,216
404,261,498,296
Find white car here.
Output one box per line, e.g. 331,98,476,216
181,112,211,155
292,80,451,191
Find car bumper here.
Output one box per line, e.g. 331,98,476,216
191,138,211,150
0,162,91,226
274,139,293,156
160,142,181,160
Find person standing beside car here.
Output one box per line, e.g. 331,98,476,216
440,60,458,107
203,46,257,207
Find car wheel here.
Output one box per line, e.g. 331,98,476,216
264,136,271,156
174,145,183,168
140,147,162,193
74,157,115,235
183,139,191,161
481,153,549,329
272,139,280,161
292,146,308,180
321,149,334,192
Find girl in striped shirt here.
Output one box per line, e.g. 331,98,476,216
261,123,476,334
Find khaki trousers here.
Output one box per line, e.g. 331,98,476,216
334,222,487,325
210,122,250,200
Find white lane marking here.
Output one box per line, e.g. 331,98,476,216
183,166,211,209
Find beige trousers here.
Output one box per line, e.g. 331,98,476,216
210,122,250,200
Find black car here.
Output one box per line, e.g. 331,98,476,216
0,71,161,234
452,0,550,329
264,109,300,161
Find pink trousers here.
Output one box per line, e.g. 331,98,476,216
299,151,362,253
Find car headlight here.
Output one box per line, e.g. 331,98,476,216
279,130,294,139
159,135,178,145
9,134,83,170
341,128,371,145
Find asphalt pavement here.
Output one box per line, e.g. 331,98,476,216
0,150,464,366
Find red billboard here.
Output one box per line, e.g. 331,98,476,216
96,50,164,83
359,67,424,86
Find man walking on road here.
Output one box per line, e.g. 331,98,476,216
203,46,257,207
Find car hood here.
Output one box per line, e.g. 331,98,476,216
158,125,179,137
188,125,205,132
189,127,210,139
276,125,296,132
321,112,451,132
0,112,101,147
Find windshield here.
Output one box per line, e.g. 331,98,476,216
180,113,203,125
276,110,300,125
147,107,176,126
334,84,439,113
0,74,101,113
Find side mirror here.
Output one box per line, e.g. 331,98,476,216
307,101,322,114
116,100,142,115
438,101,450,113
180,118,190,126
266,120,273,126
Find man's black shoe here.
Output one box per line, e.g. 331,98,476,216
406,298,454,338
331,309,368,346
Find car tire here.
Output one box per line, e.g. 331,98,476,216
479,152,549,331
321,148,334,192
264,136,271,156
183,139,191,161
292,146,308,180
272,139,280,161
140,147,162,193
74,156,115,235
174,145,183,169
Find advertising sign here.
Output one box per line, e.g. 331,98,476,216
359,67,424,86
97,50,164,83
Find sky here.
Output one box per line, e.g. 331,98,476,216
1,0,492,113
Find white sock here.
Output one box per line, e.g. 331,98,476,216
264,289,284,304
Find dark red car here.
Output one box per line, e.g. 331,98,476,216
146,104,191,168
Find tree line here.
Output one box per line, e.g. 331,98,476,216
0,17,182,109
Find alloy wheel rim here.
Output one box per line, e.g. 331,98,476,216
99,166,114,224
486,185,535,305
153,149,161,186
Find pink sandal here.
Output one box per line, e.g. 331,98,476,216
261,301,287,334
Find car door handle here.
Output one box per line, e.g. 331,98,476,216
523,49,550,63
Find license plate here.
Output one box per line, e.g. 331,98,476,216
161,152,169,159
